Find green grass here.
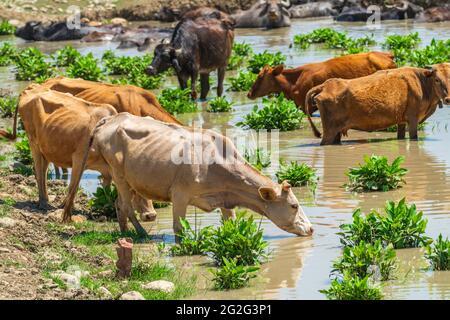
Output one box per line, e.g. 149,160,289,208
243,148,271,171
345,155,408,192
276,160,317,188
338,198,431,249
158,88,197,114
0,42,17,66
247,51,286,74
88,184,117,218
207,97,233,113
210,257,259,290
228,70,257,92
52,45,82,67
320,272,383,300
71,229,150,246
0,95,17,118
0,20,16,35
66,53,104,81
238,94,305,131
425,234,450,271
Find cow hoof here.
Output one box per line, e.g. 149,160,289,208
140,212,157,222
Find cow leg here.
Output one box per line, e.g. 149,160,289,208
321,130,340,145
62,155,86,222
30,146,50,209
408,118,418,140
54,164,61,180
333,132,342,144
217,67,226,97
190,70,199,100
177,74,188,89
220,208,235,220
171,197,189,242
397,124,406,139
200,73,210,100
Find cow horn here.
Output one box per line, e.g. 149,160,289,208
259,0,267,4
280,0,290,7
161,38,170,44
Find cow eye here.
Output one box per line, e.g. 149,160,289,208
291,204,298,209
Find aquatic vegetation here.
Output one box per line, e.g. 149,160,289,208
339,198,431,249
0,20,16,35
232,42,254,57
158,88,198,114
52,46,82,67
66,53,104,81
210,257,259,290
88,184,118,218
14,133,32,166
243,148,271,171
207,96,233,113
332,240,397,281
425,234,450,271
320,272,383,300
205,211,268,266
170,218,213,256
0,95,17,118
408,39,450,68
228,70,257,92
227,42,254,70
247,51,286,74
276,160,317,188
345,155,408,192
0,42,17,66
112,71,163,90
383,122,427,132
383,32,421,51
14,47,55,81
238,94,305,131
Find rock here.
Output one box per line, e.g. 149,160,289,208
98,286,113,299
0,217,18,228
120,291,145,300
141,280,175,294
50,271,80,289
47,210,63,222
97,269,113,278
71,215,87,223
87,21,103,27
111,17,127,26
0,247,11,253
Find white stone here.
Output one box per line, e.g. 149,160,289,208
120,291,145,300
50,271,79,289
0,217,18,228
98,286,113,299
141,280,175,294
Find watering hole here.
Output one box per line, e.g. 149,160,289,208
1,17,450,299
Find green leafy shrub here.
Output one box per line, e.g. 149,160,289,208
88,184,117,218
158,88,197,114
205,211,268,266
0,20,16,35
227,42,254,70
210,257,259,290
408,39,450,67
207,97,233,113
332,240,396,281
66,53,104,81
228,70,257,91
15,47,54,81
0,95,17,118
0,42,17,66
383,32,421,65
171,218,213,256
247,51,286,74
345,155,407,192
238,94,305,131
320,272,383,300
14,133,32,165
276,160,317,188
243,148,271,171
52,46,82,67
425,234,450,271
339,198,431,249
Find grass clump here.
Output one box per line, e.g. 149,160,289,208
0,20,16,35
158,88,197,114
0,95,17,118
247,51,286,74
14,47,54,81
227,42,254,70
244,148,271,171
66,53,104,81
345,155,407,192
52,46,82,67
276,160,317,188
207,96,233,113
88,184,117,218
228,70,257,92
170,218,213,256
425,234,450,271
320,272,383,300
0,42,17,66
210,257,259,290
71,229,146,246
339,198,431,249
14,133,32,165
238,94,305,131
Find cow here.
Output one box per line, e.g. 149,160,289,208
305,64,450,145
416,6,450,23
74,113,313,236
247,52,397,114
335,1,423,22
289,2,338,19
146,11,234,100
232,0,291,29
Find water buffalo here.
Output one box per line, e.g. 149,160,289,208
232,0,291,29
416,6,450,22
247,52,397,113
305,64,450,145
75,113,313,236
146,11,234,100
289,2,338,19
335,1,423,22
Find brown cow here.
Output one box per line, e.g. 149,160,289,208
247,52,397,113
305,64,450,145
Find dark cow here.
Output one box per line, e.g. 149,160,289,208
416,6,450,23
232,0,291,29
289,2,338,19
146,10,234,100
305,64,450,145
335,1,423,22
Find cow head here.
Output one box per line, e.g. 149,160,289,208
258,180,313,236
247,65,284,99
146,39,182,76
258,0,291,23
427,63,450,105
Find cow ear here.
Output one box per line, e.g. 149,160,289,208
272,65,284,76
424,68,436,77
281,180,291,192
259,187,277,201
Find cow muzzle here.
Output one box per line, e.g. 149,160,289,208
444,97,450,105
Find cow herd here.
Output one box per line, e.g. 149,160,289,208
1,5,450,238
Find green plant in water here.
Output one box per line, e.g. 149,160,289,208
408,39,450,68
339,198,431,249
14,133,32,165
425,234,450,271
0,95,17,118
345,155,407,192
52,46,82,67
243,148,271,171
238,94,305,131
210,257,259,290
14,47,54,81
383,122,427,132
171,218,213,256
228,70,257,92
276,160,317,188
320,272,383,300
227,42,254,70
158,88,197,115
88,184,118,218
247,50,286,74
205,210,268,266
66,53,104,81
0,42,17,66
0,20,16,35
207,96,233,113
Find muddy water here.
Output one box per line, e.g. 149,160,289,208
1,18,450,299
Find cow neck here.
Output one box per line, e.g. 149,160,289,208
274,68,303,100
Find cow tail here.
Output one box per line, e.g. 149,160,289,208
305,86,323,139
0,100,19,140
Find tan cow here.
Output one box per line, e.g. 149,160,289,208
247,52,397,113
305,64,450,145
75,113,314,236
